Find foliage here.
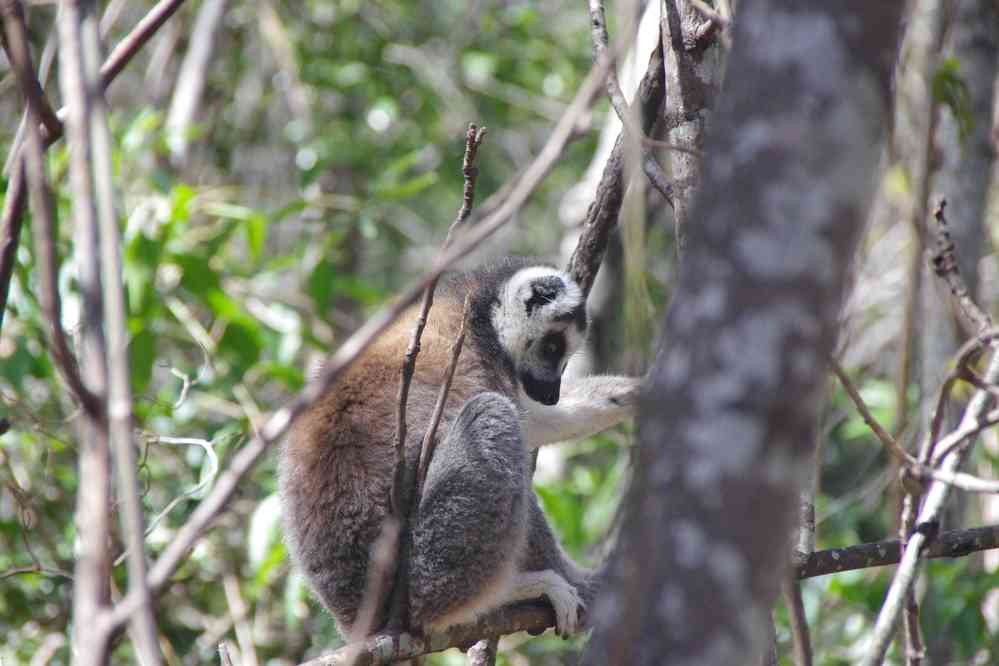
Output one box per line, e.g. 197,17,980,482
1,1,997,665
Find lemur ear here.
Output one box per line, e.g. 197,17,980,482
523,276,565,314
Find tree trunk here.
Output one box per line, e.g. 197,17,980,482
585,2,905,664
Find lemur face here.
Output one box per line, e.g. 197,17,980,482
492,267,587,405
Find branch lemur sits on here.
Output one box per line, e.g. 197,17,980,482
279,257,639,637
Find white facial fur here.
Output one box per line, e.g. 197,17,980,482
492,266,586,371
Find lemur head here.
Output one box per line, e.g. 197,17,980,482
492,266,587,405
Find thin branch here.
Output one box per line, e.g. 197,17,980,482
300,603,559,666
925,329,999,463
929,198,992,334
0,564,74,581
0,0,190,342
829,359,917,465
567,39,665,297
58,0,114,664
99,0,188,89
81,1,163,659
585,0,673,203
416,294,471,495
107,54,611,633
0,0,62,137
303,521,999,665
376,124,486,634
795,523,999,579
781,575,813,666
1,0,99,414
862,343,999,666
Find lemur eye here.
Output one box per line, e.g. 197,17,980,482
540,333,565,360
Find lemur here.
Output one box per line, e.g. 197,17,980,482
279,257,639,638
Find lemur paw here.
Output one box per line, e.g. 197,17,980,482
546,577,584,637
606,376,641,410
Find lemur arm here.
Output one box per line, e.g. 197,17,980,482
522,375,639,448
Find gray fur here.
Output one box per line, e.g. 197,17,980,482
279,261,638,638
410,393,529,624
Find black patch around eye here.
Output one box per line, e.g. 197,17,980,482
540,332,566,361
525,276,564,314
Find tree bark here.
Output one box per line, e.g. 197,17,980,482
585,2,905,664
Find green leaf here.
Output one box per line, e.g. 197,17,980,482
129,329,157,395
218,320,263,369
374,171,439,201
245,213,268,262
933,57,974,141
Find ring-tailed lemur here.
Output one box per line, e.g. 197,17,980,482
279,257,639,637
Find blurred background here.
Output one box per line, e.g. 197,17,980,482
1,0,998,664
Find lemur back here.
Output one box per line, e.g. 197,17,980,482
279,258,636,638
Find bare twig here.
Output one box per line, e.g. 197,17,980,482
0,0,189,342
567,40,665,297
376,124,486,634
348,518,401,646
925,329,999,463
781,575,813,666
82,0,162,655
830,359,917,465
304,519,999,666
862,344,999,666
1,0,99,414
585,0,673,203
929,199,992,334
795,523,999,579
223,573,258,666
392,124,487,518
300,603,559,666
107,54,611,633
416,294,471,495
58,1,114,663
0,1,62,137
99,0,188,89
164,0,227,163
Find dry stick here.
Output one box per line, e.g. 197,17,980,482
567,40,666,298
830,359,918,466
834,340,999,493
78,2,164,662
0,0,189,341
299,522,999,666
57,1,115,664
929,199,992,343
862,209,997,666
302,604,559,666
5,0,128,179
0,1,62,136
781,575,813,666
1,0,100,415
107,54,612,633
897,23,950,659
796,523,999,579
585,0,673,203
416,294,471,495
375,124,486,636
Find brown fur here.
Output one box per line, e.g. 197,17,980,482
280,293,514,631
